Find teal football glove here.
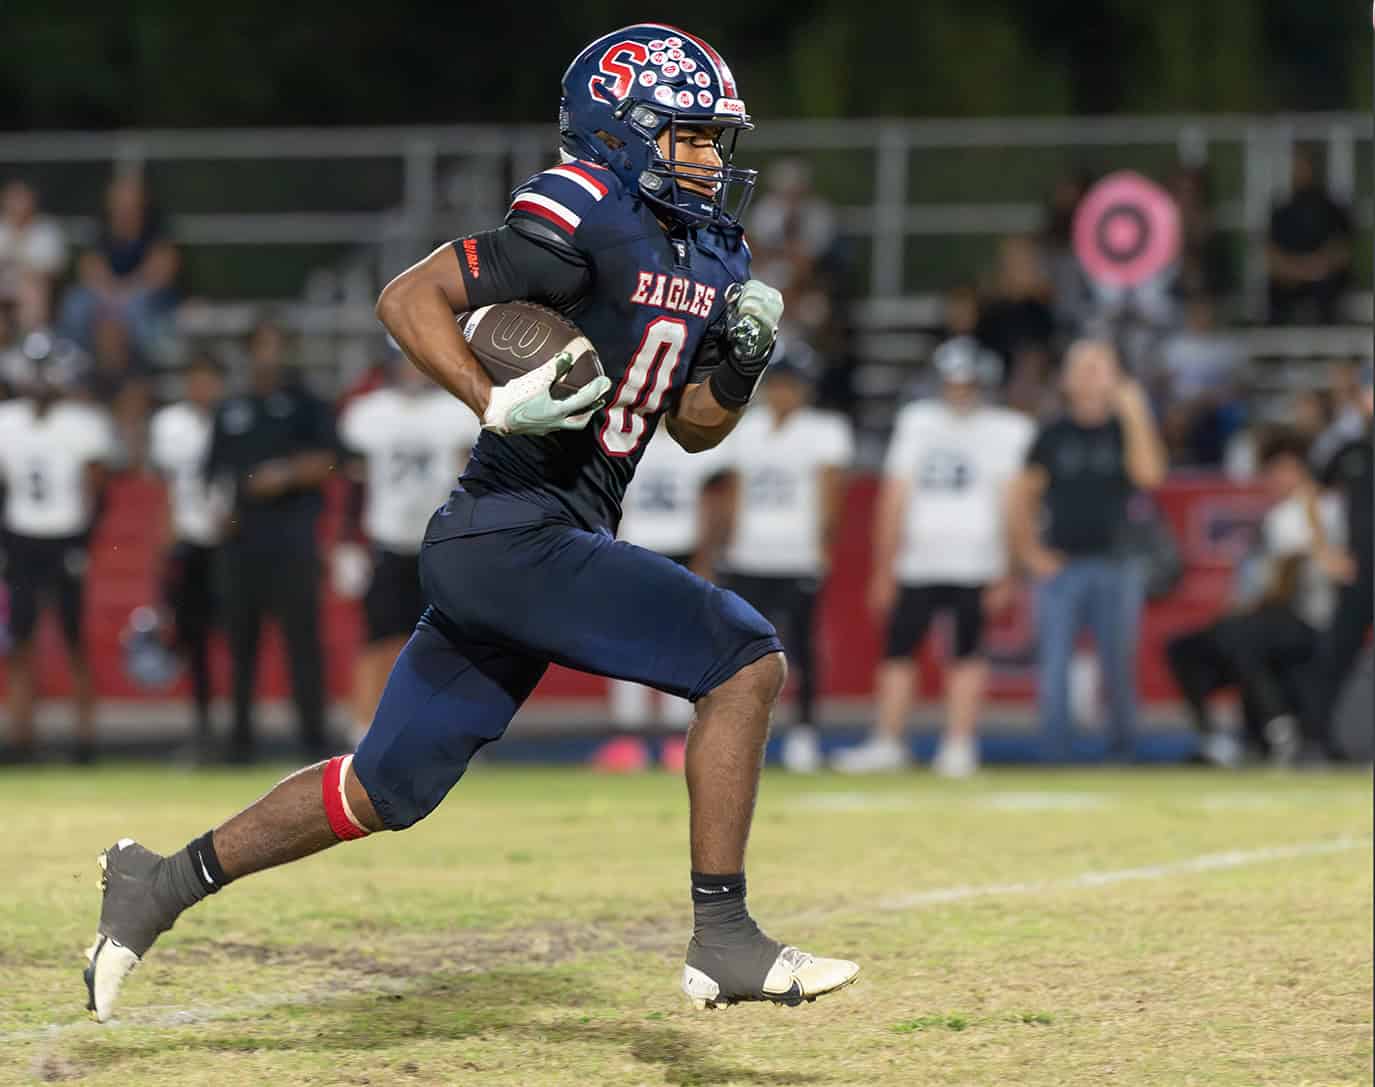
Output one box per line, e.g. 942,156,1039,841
708,279,784,410
482,350,612,436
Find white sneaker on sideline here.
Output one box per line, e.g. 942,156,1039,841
781,728,821,773
1199,731,1244,769
831,735,910,774
1265,715,1301,766
931,737,979,778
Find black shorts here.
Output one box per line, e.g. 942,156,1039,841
884,583,985,661
1,532,88,648
364,547,425,644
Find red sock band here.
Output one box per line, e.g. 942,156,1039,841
322,754,369,841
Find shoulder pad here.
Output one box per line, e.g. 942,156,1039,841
506,161,618,246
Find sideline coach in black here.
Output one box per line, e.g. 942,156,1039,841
205,319,336,762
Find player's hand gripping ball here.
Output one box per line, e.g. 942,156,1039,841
459,301,613,437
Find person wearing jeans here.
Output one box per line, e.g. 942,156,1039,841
1012,340,1167,761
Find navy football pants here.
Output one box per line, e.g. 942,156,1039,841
354,501,781,829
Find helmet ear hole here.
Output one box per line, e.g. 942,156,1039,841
594,130,625,151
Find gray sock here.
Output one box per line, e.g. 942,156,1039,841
685,873,781,998
100,840,220,956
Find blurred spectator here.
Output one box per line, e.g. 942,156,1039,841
1011,340,1167,761
1309,360,1369,472
205,319,337,763
709,344,853,773
1167,166,1234,302
1165,431,1339,767
1267,147,1352,325
747,159,840,354
0,343,115,764
1291,388,1332,448
336,350,478,747
85,315,153,469
1301,363,1373,760
1224,386,1333,482
834,337,1032,777
749,159,838,279
59,173,179,356
942,283,980,339
1156,295,1245,466
0,180,67,308
1042,168,1094,332
978,236,1055,414
149,350,228,761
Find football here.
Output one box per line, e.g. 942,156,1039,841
458,301,604,400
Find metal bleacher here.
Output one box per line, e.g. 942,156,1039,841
3,112,1370,459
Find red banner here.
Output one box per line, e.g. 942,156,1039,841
0,474,1265,706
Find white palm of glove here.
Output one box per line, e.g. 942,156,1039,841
726,279,784,362
482,347,613,437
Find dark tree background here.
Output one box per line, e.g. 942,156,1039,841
1,2,1368,130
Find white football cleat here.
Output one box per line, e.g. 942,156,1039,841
85,933,140,1023
781,727,822,773
683,945,859,1009
831,735,910,774
84,838,184,1023
85,844,145,1022
931,736,979,779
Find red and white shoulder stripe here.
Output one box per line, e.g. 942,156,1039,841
508,161,613,236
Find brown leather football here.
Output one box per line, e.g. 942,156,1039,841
457,301,604,400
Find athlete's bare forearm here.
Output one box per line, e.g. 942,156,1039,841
376,244,494,420
667,380,743,452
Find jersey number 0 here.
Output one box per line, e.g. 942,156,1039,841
598,317,687,457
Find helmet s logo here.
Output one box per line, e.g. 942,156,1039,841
589,41,649,104
491,312,552,361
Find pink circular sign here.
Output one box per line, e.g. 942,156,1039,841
1073,171,1181,288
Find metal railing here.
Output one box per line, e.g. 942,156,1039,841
2,112,1370,317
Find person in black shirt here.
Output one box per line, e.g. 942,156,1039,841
1300,364,1373,760
1267,148,1353,326
204,319,337,761
1011,339,1167,760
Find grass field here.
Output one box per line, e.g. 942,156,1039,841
0,763,1370,1087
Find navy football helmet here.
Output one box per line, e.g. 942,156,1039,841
560,24,756,230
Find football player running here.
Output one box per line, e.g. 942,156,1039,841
86,24,858,1021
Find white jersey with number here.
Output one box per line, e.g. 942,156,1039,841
884,399,1035,586
618,427,726,556
340,387,480,554
0,398,115,538
150,402,222,546
720,406,854,577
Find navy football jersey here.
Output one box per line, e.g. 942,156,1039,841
455,159,750,533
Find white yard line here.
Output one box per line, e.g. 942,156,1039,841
5,835,1367,1046
876,836,1368,910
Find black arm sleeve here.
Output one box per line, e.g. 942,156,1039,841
686,313,729,385
453,224,592,312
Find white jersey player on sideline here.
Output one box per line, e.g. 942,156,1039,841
337,353,480,742
834,337,1034,777
595,427,728,773
0,338,115,763
711,342,853,772
147,350,228,758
